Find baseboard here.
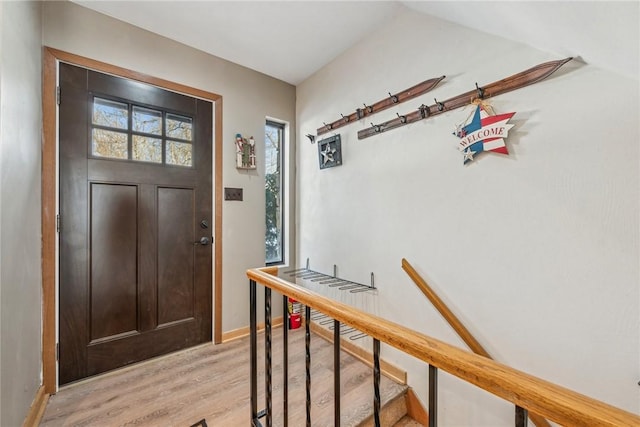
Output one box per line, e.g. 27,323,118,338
22,385,49,427
404,387,429,426
221,316,284,342
309,322,407,385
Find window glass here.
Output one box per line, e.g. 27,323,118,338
166,114,193,141
92,129,128,159
265,121,284,265
93,98,128,129
132,135,162,163
90,98,194,167
132,106,162,135
166,140,192,167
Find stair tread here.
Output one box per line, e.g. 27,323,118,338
393,415,424,426
357,391,411,427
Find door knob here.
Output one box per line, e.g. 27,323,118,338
194,236,209,246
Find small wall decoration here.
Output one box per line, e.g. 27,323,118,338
317,134,342,169
235,133,256,169
453,101,515,165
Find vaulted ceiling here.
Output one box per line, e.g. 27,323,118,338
72,1,639,85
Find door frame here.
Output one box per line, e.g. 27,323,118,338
42,47,223,393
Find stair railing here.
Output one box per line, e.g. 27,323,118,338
248,266,640,427
402,258,551,427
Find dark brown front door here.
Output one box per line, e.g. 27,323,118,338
59,63,212,385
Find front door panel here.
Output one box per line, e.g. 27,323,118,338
59,63,212,385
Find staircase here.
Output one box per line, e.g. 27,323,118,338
256,325,424,427
303,322,426,426
358,390,424,426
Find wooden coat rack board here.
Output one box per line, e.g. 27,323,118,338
357,57,573,140
316,75,446,136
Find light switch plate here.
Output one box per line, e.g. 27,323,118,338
224,187,243,201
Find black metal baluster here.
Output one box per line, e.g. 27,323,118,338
429,365,438,427
265,288,272,427
373,338,381,427
334,320,341,426
305,305,312,427
515,406,528,427
283,295,289,427
249,279,260,427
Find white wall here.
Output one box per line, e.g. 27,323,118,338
43,1,296,334
296,6,639,425
0,1,43,425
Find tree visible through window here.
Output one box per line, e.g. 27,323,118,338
265,121,284,265
91,97,193,167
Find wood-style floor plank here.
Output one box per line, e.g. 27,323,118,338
41,327,407,426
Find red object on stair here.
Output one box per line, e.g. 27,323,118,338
288,297,301,329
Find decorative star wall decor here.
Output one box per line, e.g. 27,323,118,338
317,135,342,169
454,104,515,165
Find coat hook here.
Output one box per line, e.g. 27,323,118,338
306,134,316,144
341,113,349,123
396,112,407,124
363,103,373,113
475,82,485,99
371,122,382,133
418,104,429,119
389,92,399,103
323,122,333,130
434,98,445,111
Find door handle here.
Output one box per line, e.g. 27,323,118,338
194,236,209,246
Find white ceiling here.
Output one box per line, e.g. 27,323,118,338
73,1,639,85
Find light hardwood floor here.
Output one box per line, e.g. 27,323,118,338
41,327,407,426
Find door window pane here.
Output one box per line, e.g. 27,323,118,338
166,114,193,141
92,129,128,159
93,98,128,129
166,141,192,166
132,135,162,163
90,99,195,167
132,106,162,135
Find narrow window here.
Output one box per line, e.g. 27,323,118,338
265,120,285,265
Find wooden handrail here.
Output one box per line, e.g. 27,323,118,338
247,267,640,427
402,258,491,358
402,258,551,427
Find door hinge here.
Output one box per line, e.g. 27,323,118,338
56,86,61,106
56,214,61,233
56,343,59,361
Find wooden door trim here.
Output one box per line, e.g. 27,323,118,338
42,47,223,393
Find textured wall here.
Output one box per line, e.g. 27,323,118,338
0,1,43,425
43,0,296,334
296,6,639,424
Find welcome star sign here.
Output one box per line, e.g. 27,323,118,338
454,104,515,165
